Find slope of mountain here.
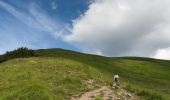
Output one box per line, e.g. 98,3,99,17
0,48,169,100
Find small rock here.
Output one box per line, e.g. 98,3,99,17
87,79,94,84
90,95,95,98
108,95,113,98
127,93,132,97
117,98,121,100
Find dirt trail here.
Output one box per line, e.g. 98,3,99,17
72,86,140,100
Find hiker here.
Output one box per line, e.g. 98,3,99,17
113,74,120,88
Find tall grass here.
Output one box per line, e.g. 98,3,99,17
123,84,166,100
0,49,169,99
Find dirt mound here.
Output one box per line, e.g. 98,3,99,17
72,86,139,100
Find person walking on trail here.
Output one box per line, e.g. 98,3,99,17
113,74,120,88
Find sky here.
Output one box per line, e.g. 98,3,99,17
0,0,170,60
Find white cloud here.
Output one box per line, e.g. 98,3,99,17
65,0,170,59
153,47,170,60
29,3,59,33
0,1,62,38
82,48,103,56
0,1,65,54
51,1,57,10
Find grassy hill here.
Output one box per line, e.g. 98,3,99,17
0,48,169,100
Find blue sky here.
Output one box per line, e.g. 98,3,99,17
0,0,90,54
1,0,170,60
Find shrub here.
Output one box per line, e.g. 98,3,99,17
0,55,4,63
0,47,35,63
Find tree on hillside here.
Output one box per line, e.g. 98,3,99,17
0,47,35,63
0,55,4,63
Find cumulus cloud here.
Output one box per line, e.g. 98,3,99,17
65,0,170,58
153,47,170,60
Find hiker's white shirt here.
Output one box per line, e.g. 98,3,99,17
114,75,119,80
113,75,120,88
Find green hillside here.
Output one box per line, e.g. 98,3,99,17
0,48,169,100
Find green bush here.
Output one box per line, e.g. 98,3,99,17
0,55,4,63
0,47,35,63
